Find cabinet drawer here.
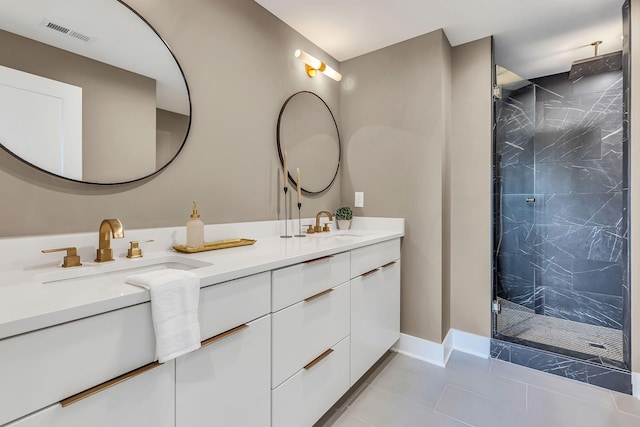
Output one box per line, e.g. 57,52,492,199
199,272,270,340
272,282,349,388
176,315,271,427
272,251,349,311
272,336,350,427
3,361,175,427
350,238,400,278
0,303,156,425
351,260,401,385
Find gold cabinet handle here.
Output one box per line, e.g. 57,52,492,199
303,255,334,264
304,349,334,371
381,261,397,269
361,268,380,277
127,239,154,259
201,324,249,348
42,247,82,268
304,288,334,302
60,361,160,407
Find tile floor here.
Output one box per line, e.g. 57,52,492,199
314,350,640,427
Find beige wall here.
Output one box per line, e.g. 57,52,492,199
340,30,452,343
0,0,340,236
0,29,157,182
631,0,639,373
441,34,453,339
449,38,493,337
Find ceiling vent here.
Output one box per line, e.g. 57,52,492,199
40,19,93,43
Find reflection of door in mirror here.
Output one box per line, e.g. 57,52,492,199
0,65,82,179
277,91,340,194
0,0,191,184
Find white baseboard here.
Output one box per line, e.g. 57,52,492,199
392,333,449,367
392,329,490,367
451,329,490,359
633,372,640,399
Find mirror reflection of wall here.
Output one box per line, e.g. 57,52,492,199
0,0,190,184
277,91,340,194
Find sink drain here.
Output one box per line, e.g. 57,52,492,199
588,343,607,350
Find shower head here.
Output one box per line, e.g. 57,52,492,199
568,41,622,80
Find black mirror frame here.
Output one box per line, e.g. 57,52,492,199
276,90,341,195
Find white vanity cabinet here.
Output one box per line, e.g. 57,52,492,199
3,361,175,427
270,252,351,427
0,223,403,427
350,239,401,385
175,272,272,427
175,315,271,427
0,302,156,426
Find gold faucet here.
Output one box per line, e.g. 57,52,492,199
314,211,334,233
95,219,124,262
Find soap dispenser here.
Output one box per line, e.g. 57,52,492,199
186,201,205,248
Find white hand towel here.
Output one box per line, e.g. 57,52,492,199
126,268,201,363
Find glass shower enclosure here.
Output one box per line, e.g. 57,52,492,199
492,64,630,372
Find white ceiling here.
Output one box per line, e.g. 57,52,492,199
255,0,625,80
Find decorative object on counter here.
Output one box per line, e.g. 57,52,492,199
294,49,342,81
295,167,306,237
281,151,292,238
335,206,353,230
125,269,201,363
186,201,205,248
95,219,124,262
127,240,154,259
41,247,82,268
173,238,257,253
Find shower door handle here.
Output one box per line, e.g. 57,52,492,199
526,197,536,203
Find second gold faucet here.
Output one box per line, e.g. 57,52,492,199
312,211,333,233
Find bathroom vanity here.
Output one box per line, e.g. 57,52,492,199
0,217,403,427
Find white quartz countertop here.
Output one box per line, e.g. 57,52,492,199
0,217,403,340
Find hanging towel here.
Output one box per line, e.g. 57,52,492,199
126,268,201,363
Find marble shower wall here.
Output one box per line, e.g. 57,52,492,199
495,70,626,330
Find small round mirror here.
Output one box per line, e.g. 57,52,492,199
277,91,340,194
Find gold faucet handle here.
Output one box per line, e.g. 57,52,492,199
127,240,154,259
305,225,315,234
42,247,82,268
322,223,331,232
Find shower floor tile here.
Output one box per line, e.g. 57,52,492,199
496,298,623,363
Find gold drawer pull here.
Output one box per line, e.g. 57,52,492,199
304,288,334,302
303,255,334,264
381,261,397,269
60,361,161,407
201,324,249,348
361,268,380,277
304,348,334,371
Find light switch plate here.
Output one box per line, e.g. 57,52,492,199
355,192,364,207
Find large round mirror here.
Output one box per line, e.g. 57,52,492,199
277,91,340,194
0,0,191,184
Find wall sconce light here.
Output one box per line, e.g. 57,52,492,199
294,49,342,82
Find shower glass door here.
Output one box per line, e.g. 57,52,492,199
493,65,628,369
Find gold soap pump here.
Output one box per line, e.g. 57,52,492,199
186,201,204,248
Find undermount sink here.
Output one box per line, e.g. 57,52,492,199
311,232,365,238
38,255,212,285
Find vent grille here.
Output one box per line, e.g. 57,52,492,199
40,19,93,43
45,22,70,34
68,31,91,42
